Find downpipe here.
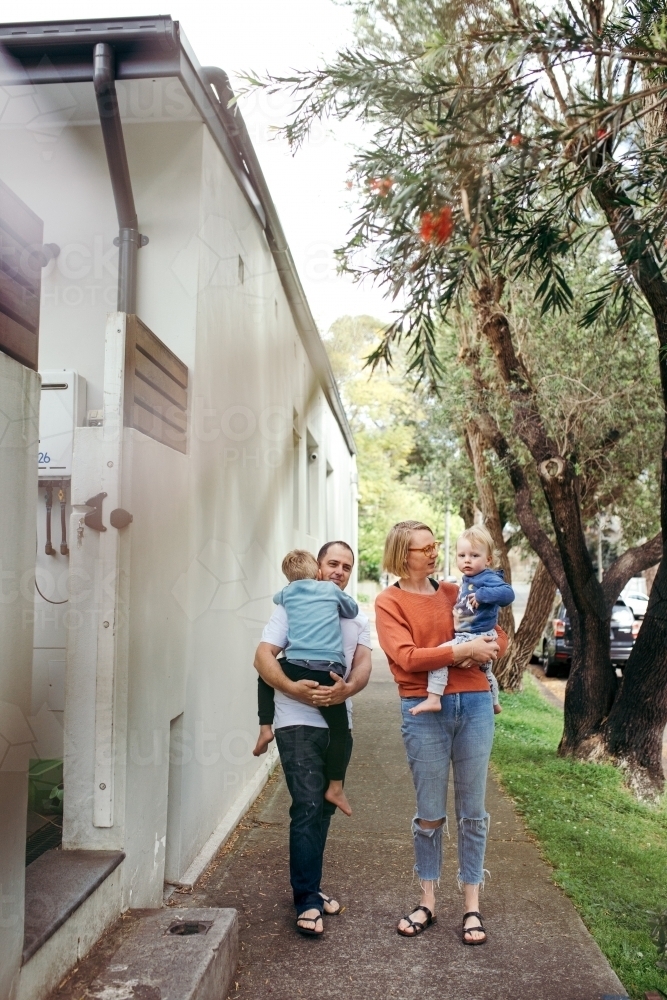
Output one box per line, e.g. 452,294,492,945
93,42,147,313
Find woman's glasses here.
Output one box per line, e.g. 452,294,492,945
408,543,440,557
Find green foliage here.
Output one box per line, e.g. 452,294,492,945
325,316,443,578
492,675,667,999
246,0,667,381
649,908,667,972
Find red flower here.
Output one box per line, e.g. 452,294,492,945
510,133,522,147
420,211,435,242
370,177,394,196
597,127,610,140
433,205,453,244
419,206,453,245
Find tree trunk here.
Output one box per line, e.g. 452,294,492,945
590,173,667,795
596,557,667,798
472,278,616,732
559,609,618,754
466,274,666,784
495,559,556,691
464,421,516,660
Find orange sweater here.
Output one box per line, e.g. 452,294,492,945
375,581,509,698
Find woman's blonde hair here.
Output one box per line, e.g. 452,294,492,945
458,524,498,566
383,520,434,578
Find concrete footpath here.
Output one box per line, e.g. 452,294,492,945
186,646,625,1000
47,646,628,1000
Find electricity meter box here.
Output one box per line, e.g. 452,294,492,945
38,370,87,479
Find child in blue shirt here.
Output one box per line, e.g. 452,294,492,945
253,549,358,815
410,524,514,716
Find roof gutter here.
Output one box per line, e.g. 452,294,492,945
93,42,147,313
0,16,355,453
201,67,355,455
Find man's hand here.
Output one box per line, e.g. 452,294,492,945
290,678,321,706
311,672,352,707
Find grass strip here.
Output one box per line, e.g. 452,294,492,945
491,673,667,1000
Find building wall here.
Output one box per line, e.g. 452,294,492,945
1,74,356,961
160,127,357,891
0,354,40,1000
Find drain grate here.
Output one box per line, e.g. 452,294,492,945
26,818,62,866
166,920,212,936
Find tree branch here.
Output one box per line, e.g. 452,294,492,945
602,532,662,611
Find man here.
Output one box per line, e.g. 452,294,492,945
254,541,372,937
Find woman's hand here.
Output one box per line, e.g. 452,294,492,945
454,636,499,667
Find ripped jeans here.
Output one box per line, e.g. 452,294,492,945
400,690,494,885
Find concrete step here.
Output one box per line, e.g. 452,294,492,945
83,908,237,1000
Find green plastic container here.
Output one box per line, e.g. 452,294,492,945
28,759,63,816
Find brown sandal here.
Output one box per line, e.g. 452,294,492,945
462,910,487,945
397,905,436,937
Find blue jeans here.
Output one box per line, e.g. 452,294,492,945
400,691,494,885
275,725,353,914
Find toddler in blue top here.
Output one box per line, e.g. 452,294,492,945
253,549,358,815
410,524,514,716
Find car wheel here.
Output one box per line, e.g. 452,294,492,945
543,644,558,677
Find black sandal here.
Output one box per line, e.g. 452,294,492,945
319,892,342,915
397,905,436,937
296,912,324,937
462,910,487,945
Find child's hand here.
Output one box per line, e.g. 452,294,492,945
469,595,479,609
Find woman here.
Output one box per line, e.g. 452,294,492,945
375,520,508,944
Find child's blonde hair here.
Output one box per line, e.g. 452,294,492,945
458,524,498,567
282,549,319,582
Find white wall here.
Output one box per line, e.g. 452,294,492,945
0,354,40,1000
2,74,356,946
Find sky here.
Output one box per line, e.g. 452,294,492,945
3,0,394,333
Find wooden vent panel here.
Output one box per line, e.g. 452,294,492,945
0,179,43,370
124,315,188,453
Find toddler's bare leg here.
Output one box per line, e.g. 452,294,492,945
484,663,502,714
409,665,448,715
253,724,275,756
409,692,444,715
325,780,352,816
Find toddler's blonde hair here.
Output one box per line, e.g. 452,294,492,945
458,524,498,567
282,549,319,582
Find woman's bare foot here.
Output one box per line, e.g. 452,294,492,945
409,693,442,715
324,780,352,816
463,883,485,943
397,879,436,935
493,704,502,715
253,725,274,756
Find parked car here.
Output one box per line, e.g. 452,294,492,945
620,588,649,619
537,599,641,676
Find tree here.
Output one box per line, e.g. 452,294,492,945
326,316,444,579
245,0,667,792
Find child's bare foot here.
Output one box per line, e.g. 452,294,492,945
325,781,352,816
493,704,502,715
253,725,274,756
409,693,442,715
